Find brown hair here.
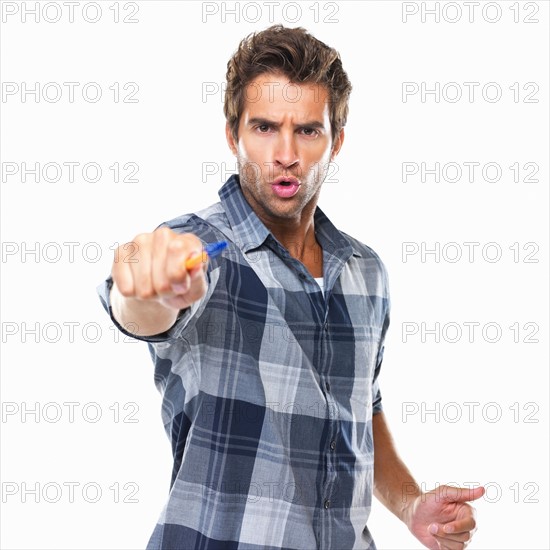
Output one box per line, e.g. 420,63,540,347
224,24,352,146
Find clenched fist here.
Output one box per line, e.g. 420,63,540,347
110,227,209,336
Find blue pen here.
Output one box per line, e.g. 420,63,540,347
185,240,228,270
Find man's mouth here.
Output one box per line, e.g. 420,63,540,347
271,176,301,198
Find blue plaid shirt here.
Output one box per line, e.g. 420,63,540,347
97,174,390,549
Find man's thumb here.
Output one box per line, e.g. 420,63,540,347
440,485,485,503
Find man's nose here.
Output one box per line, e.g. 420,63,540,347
273,132,299,169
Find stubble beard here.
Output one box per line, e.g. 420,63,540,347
237,157,329,221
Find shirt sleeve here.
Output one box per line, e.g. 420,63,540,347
372,259,391,416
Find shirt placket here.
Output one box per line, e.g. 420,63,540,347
296,264,340,549
319,298,340,548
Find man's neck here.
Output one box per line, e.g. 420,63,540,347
239,182,324,276
266,217,324,278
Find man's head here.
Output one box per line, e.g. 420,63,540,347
223,25,352,225
224,24,352,146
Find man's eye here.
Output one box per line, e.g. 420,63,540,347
258,124,270,132
301,128,318,136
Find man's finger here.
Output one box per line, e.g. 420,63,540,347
111,251,135,297
439,485,485,503
151,226,173,295
168,236,203,281
433,533,469,550
437,529,470,543
129,234,155,299
441,516,477,535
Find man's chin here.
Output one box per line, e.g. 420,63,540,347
262,200,306,222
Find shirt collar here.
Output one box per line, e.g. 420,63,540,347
218,174,270,253
218,173,362,261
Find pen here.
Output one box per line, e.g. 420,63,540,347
184,240,228,270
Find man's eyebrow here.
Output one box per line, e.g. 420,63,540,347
247,117,326,130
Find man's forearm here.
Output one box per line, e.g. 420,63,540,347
372,411,421,523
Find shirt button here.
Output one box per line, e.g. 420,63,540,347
298,272,307,280
330,440,336,451
325,381,330,393
324,499,330,509
323,321,329,332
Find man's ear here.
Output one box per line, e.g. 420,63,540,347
225,122,238,156
330,128,345,161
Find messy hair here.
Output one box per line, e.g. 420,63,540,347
224,24,352,145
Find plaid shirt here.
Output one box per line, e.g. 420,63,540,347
97,174,390,550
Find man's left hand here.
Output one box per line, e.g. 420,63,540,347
404,485,485,550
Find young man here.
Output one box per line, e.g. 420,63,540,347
98,25,483,550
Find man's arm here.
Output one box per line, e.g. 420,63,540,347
372,411,421,522
373,411,484,549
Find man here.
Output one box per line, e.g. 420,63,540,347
98,25,484,550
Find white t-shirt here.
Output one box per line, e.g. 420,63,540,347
314,277,324,295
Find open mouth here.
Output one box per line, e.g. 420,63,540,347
271,176,301,198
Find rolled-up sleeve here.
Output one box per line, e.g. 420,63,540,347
372,260,391,415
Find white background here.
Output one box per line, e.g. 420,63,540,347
1,1,548,548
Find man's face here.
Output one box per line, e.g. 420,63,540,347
226,72,344,224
